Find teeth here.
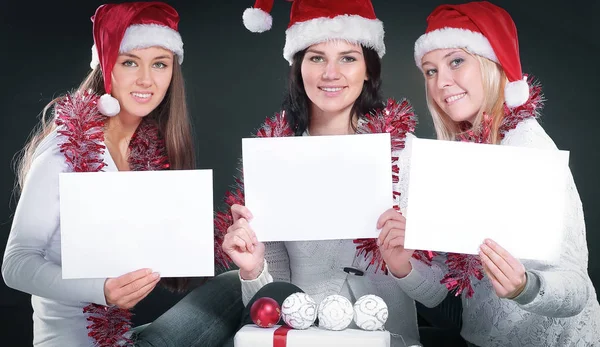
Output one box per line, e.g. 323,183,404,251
321,87,343,92
132,93,151,98
445,93,465,103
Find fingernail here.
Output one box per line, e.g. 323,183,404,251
485,239,492,245
481,244,488,251
153,272,160,279
146,269,152,275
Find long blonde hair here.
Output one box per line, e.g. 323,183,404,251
426,50,508,144
14,55,195,191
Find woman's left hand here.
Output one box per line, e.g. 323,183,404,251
479,238,527,299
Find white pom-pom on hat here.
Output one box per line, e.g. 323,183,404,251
243,7,272,33
243,0,274,33
504,76,529,108
97,94,120,117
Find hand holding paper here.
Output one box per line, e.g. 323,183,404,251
376,208,414,277
222,204,265,280
104,268,160,309
479,238,527,299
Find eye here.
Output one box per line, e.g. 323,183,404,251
153,62,167,69
122,60,137,67
341,56,357,63
450,57,464,68
309,55,324,63
425,69,437,77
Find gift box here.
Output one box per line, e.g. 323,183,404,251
234,324,390,347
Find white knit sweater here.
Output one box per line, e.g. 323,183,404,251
395,119,600,346
2,129,111,347
240,134,421,347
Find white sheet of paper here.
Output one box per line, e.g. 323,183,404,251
59,170,214,279
242,133,392,242
404,138,569,262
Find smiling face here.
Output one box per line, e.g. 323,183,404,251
300,40,368,117
110,46,174,119
421,48,484,124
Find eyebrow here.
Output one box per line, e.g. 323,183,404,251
443,50,462,59
421,50,462,67
305,49,363,56
119,53,173,60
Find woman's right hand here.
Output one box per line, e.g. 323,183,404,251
377,208,414,278
222,204,265,280
104,268,160,309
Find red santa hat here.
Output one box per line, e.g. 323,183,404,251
242,0,385,65
414,1,529,108
89,2,184,116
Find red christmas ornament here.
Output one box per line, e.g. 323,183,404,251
250,297,281,328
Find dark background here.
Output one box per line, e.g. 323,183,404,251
0,0,597,345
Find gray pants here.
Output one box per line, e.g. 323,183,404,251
133,270,244,347
416,294,468,347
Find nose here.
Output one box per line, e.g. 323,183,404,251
322,61,341,80
436,66,453,89
136,65,152,88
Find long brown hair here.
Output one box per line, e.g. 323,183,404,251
426,50,508,144
14,56,196,291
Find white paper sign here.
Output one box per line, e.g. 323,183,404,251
242,133,392,242
59,170,214,279
404,138,569,262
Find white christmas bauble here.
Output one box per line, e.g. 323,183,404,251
281,292,317,329
353,294,388,331
317,295,354,331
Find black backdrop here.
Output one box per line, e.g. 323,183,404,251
0,0,597,344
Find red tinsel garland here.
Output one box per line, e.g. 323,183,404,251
56,90,170,347
441,253,485,298
213,99,426,273
55,91,106,173
441,75,544,298
353,99,438,273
